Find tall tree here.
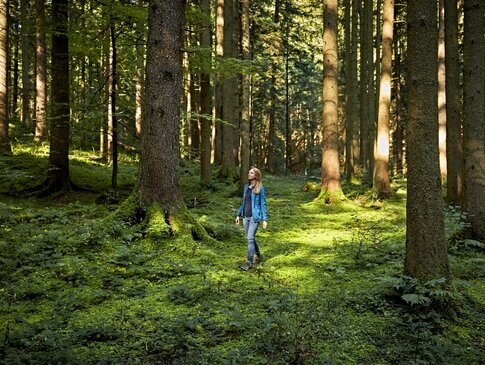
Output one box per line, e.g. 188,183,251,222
220,0,238,177
134,0,144,138
46,0,70,192
444,0,462,205
214,0,223,165
438,0,447,179
20,0,31,128
34,0,48,141
199,0,212,184
463,0,485,238
139,0,184,209
239,0,251,188
405,0,450,279
373,0,393,198
0,0,9,153
320,0,341,198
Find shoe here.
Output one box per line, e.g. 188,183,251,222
254,254,264,263
239,263,252,271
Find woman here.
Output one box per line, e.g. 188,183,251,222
235,167,268,271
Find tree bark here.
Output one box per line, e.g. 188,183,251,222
140,0,184,209
47,0,70,192
0,0,10,153
321,0,341,197
444,0,463,206
214,0,223,165
34,0,47,141
438,0,447,179
200,0,212,184
463,0,485,238
373,0,393,198
134,0,144,139
405,0,450,280
21,0,31,128
239,0,251,189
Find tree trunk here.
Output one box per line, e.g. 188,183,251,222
220,0,238,177
344,0,352,181
110,23,118,191
350,0,360,176
140,0,184,209
239,0,250,189
368,0,377,180
21,0,31,128
321,0,341,197
405,0,450,280
34,0,47,141
393,35,404,176
190,73,200,158
47,0,70,192
444,0,463,206
214,0,223,165
438,0,447,179
373,0,393,198
200,0,212,184
134,0,143,139
0,0,10,153
463,0,485,238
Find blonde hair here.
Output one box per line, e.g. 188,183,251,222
250,167,263,194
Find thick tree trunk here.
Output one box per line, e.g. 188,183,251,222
34,0,47,141
463,0,485,238
444,0,463,206
0,0,10,153
321,0,341,197
200,0,212,184
47,0,70,192
405,0,450,280
140,0,184,209
373,0,393,198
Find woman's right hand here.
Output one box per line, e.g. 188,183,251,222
235,216,240,225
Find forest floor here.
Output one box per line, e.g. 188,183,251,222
0,143,484,364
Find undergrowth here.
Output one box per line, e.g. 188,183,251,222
0,145,483,364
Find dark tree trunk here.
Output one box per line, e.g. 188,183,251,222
404,0,450,280
139,0,185,209
47,0,70,192
110,23,118,191
444,0,463,206
200,0,212,184
463,0,485,238
21,0,31,128
0,0,10,153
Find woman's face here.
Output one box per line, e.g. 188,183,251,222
248,169,256,180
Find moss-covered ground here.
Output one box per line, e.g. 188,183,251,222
0,144,483,364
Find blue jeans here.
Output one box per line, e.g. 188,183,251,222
243,217,261,265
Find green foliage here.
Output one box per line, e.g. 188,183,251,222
0,147,483,364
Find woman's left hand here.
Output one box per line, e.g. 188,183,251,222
262,221,268,229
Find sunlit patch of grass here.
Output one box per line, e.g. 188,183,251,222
1,150,484,363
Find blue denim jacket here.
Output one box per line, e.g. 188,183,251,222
236,183,268,223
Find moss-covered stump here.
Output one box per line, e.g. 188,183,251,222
108,191,217,244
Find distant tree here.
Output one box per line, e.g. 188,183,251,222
239,0,250,189
200,0,212,184
46,0,70,192
0,0,10,153
373,0,393,198
438,0,447,179
320,0,341,199
220,0,238,177
134,0,144,138
34,0,48,141
444,0,462,205
405,0,450,280
463,0,485,238
213,0,223,165
20,0,31,128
